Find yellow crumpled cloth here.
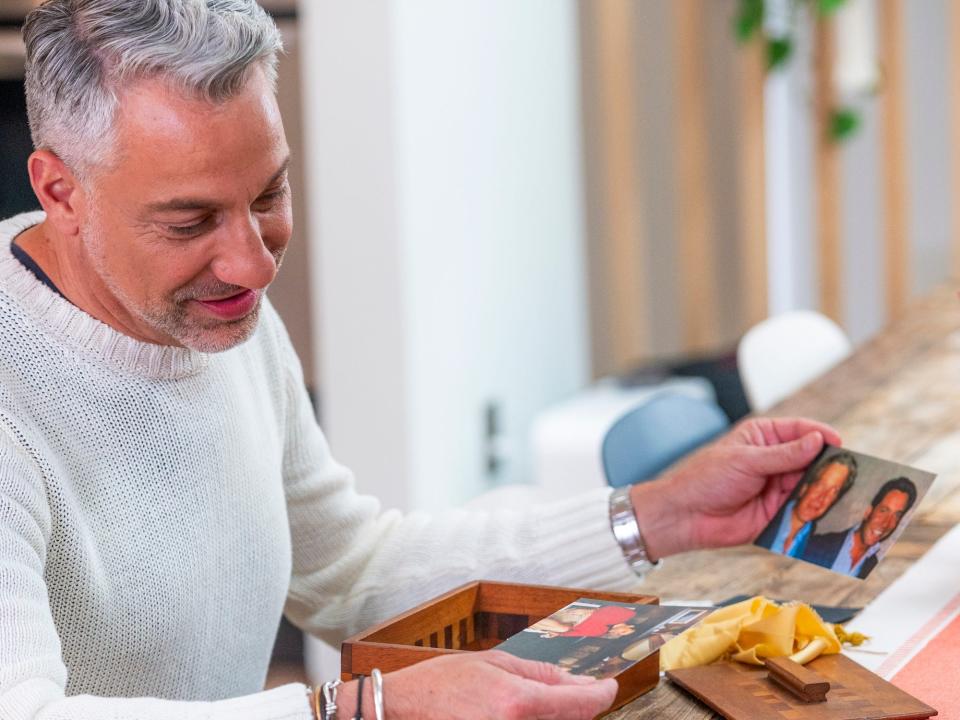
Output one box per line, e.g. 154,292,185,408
658,596,841,671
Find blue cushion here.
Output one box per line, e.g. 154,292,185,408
601,392,729,487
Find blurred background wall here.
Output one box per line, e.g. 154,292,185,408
2,0,960,686
300,0,591,513
1,0,959,507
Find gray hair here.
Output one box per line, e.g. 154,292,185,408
23,0,283,176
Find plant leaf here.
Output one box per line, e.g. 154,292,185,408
734,0,765,43
766,37,794,69
830,107,861,141
816,0,849,15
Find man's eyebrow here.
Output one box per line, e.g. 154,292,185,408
144,197,222,213
143,157,291,214
263,157,291,189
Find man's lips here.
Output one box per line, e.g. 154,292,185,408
867,526,886,543
193,289,259,320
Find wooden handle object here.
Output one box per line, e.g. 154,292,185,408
766,656,831,703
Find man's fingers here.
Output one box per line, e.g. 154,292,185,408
519,677,618,720
745,430,824,475
769,417,842,448
790,419,841,447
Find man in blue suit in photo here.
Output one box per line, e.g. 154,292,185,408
755,451,858,557
803,477,918,579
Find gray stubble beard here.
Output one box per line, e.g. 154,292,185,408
79,214,283,353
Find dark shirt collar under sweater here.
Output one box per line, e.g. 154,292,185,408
10,237,67,301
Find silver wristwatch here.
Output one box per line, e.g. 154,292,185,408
609,486,661,576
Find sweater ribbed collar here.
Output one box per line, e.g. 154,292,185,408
0,211,210,379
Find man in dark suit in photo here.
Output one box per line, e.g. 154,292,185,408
755,451,858,558
803,477,918,579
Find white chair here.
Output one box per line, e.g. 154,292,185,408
738,310,853,412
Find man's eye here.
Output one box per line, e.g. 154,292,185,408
166,217,212,237
253,185,288,211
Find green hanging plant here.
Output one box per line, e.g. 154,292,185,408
829,106,861,141
734,0,868,142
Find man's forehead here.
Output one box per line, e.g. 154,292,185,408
817,462,847,479
105,70,287,187
879,489,909,507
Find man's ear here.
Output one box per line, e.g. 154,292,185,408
27,149,83,237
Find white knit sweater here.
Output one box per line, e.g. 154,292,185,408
0,212,636,719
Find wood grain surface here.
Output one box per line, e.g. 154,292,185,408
666,654,935,720
609,285,960,718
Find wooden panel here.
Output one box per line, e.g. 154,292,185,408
666,654,935,720
592,0,648,367
360,582,479,645
341,641,467,680
737,34,769,328
474,611,530,643
474,580,657,616
813,18,843,324
609,653,661,715
878,0,910,321
952,0,960,279
673,0,719,352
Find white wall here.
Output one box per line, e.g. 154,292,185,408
765,0,818,317
299,2,411,512
300,0,589,513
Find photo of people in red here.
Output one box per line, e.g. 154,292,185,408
529,603,637,639
497,600,710,679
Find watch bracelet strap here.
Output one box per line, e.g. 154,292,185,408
609,485,661,576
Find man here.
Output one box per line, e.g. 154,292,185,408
0,1,840,718
755,451,857,557
803,477,917,579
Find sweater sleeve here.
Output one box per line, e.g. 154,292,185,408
0,424,313,720
277,340,638,646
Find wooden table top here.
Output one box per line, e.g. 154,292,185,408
611,285,960,719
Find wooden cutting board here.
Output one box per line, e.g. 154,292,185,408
666,654,937,720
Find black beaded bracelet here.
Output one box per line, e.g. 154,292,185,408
353,674,366,720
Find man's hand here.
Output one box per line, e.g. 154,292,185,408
630,417,842,560
335,650,617,720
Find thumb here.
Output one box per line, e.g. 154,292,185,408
744,431,823,475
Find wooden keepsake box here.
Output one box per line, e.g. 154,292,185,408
340,580,660,713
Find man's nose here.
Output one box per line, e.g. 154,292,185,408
209,215,277,290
